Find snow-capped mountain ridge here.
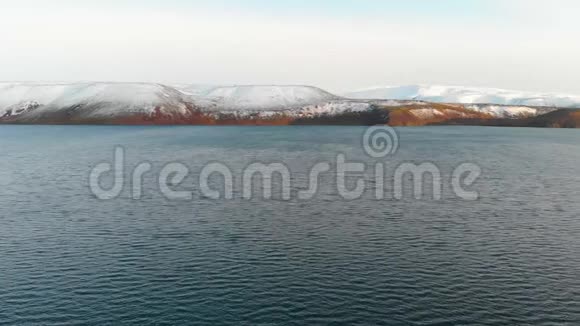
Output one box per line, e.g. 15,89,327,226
0,82,193,120
0,81,575,125
345,85,580,108
0,82,354,121
178,85,339,111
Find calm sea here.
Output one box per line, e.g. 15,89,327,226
1,125,580,325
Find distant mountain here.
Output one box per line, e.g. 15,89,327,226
176,85,339,111
0,82,578,127
0,82,194,122
345,85,580,108
0,82,373,124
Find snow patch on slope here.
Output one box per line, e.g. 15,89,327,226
0,82,191,118
1,101,41,117
466,104,539,118
346,85,580,108
297,101,372,117
371,99,429,107
410,108,445,119
203,101,373,119
182,85,339,111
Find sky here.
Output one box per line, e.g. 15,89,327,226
0,0,579,94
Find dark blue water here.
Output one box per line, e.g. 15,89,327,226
1,125,580,325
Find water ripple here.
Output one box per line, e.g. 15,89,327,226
1,126,580,325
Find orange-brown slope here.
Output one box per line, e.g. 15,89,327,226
383,103,494,126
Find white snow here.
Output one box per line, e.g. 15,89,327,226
0,83,352,120
409,108,477,119
345,85,580,108
0,82,190,118
0,82,567,122
296,101,372,117
180,85,339,111
203,101,373,119
466,104,539,118
1,101,40,117
410,108,445,119
371,99,428,107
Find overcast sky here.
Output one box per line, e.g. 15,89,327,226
0,0,579,94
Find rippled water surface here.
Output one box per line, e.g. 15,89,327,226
1,125,580,325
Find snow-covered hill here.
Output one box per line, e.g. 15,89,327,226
178,85,339,111
0,81,574,126
465,104,550,118
0,82,192,120
345,85,580,108
0,82,369,123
